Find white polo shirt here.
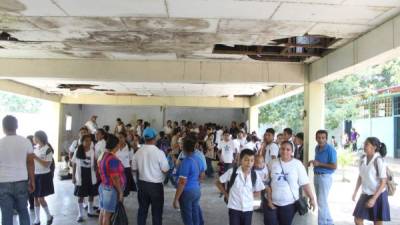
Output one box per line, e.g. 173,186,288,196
94,139,106,159
359,153,387,195
219,166,265,212
0,135,33,182
270,158,309,206
34,144,53,175
132,144,169,183
115,144,134,168
218,140,237,164
263,142,279,166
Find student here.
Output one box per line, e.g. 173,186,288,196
259,128,279,166
94,129,107,161
72,134,98,222
173,136,206,225
156,131,170,154
98,134,126,225
254,155,268,211
265,141,316,225
352,137,390,225
69,127,90,160
26,135,36,210
114,118,125,135
115,132,137,196
294,132,304,162
218,130,237,171
32,131,54,225
216,149,265,225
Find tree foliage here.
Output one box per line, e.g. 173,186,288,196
259,58,400,131
0,92,42,113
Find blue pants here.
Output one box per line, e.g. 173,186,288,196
314,174,333,225
179,189,202,225
229,209,253,225
0,181,31,225
137,180,164,225
205,158,214,177
263,203,296,225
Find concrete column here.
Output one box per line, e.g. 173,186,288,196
54,102,64,162
249,106,259,134
303,80,325,164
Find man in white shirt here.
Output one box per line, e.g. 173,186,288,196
259,128,279,166
132,127,169,225
218,130,237,171
84,115,98,134
163,120,173,136
0,115,35,225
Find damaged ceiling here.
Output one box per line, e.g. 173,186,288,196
0,0,399,61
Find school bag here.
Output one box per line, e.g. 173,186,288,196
224,166,257,204
361,155,397,196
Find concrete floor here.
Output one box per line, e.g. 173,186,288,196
3,163,400,225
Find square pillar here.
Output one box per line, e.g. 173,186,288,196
249,106,259,134
304,81,325,164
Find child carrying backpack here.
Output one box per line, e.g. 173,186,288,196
216,149,265,225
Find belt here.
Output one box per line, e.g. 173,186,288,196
314,172,327,175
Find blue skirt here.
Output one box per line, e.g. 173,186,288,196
34,172,55,197
353,190,390,221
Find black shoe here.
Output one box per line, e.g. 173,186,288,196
47,216,54,225
96,209,101,214
87,213,99,218
93,206,99,210
77,217,84,223
33,223,40,225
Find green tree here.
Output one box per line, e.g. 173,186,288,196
0,92,42,113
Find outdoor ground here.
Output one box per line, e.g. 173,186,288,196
3,157,400,225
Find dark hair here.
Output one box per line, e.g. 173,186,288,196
96,128,107,139
365,137,387,157
159,131,165,138
265,128,275,135
103,125,110,132
26,135,34,146
223,130,230,135
316,130,328,138
116,118,122,122
80,126,88,132
106,134,119,151
137,119,143,123
34,130,54,154
295,132,304,141
183,136,196,153
281,141,294,151
232,132,238,139
283,128,293,135
2,115,18,131
118,131,131,151
76,134,92,159
240,149,255,160
144,121,150,129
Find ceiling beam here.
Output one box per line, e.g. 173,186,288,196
0,79,61,102
0,59,305,84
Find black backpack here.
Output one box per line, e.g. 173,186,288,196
224,167,257,203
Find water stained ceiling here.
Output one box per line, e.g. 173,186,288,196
1,0,400,62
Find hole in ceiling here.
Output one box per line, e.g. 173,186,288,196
57,84,115,92
212,34,340,62
0,31,19,41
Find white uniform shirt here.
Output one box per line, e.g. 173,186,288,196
215,130,223,146
115,144,134,168
359,153,387,195
255,166,269,185
0,135,33,182
34,144,53,174
132,145,169,183
218,140,237,164
219,167,265,212
164,126,173,135
85,120,98,134
94,139,106,160
270,158,309,206
263,142,279,166
69,139,94,154
71,148,97,185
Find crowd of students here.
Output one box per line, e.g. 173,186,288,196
0,114,392,225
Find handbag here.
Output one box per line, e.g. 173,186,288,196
278,159,309,216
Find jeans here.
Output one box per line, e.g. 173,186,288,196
228,209,253,225
0,181,31,225
137,180,164,225
179,188,201,225
263,203,296,225
314,174,333,225
205,158,214,177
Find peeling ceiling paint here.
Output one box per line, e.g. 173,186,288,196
0,0,398,61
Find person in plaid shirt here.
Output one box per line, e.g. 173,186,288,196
98,134,126,225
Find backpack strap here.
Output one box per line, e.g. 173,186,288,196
227,167,238,194
374,156,383,178
251,169,257,188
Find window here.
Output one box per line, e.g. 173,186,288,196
65,115,72,131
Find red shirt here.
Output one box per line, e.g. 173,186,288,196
98,152,126,187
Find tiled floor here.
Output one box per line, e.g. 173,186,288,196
4,162,400,225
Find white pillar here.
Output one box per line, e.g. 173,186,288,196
303,81,325,164
249,106,259,135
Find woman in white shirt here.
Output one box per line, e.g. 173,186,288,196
32,131,54,225
352,137,391,224
116,132,137,196
265,141,316,225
